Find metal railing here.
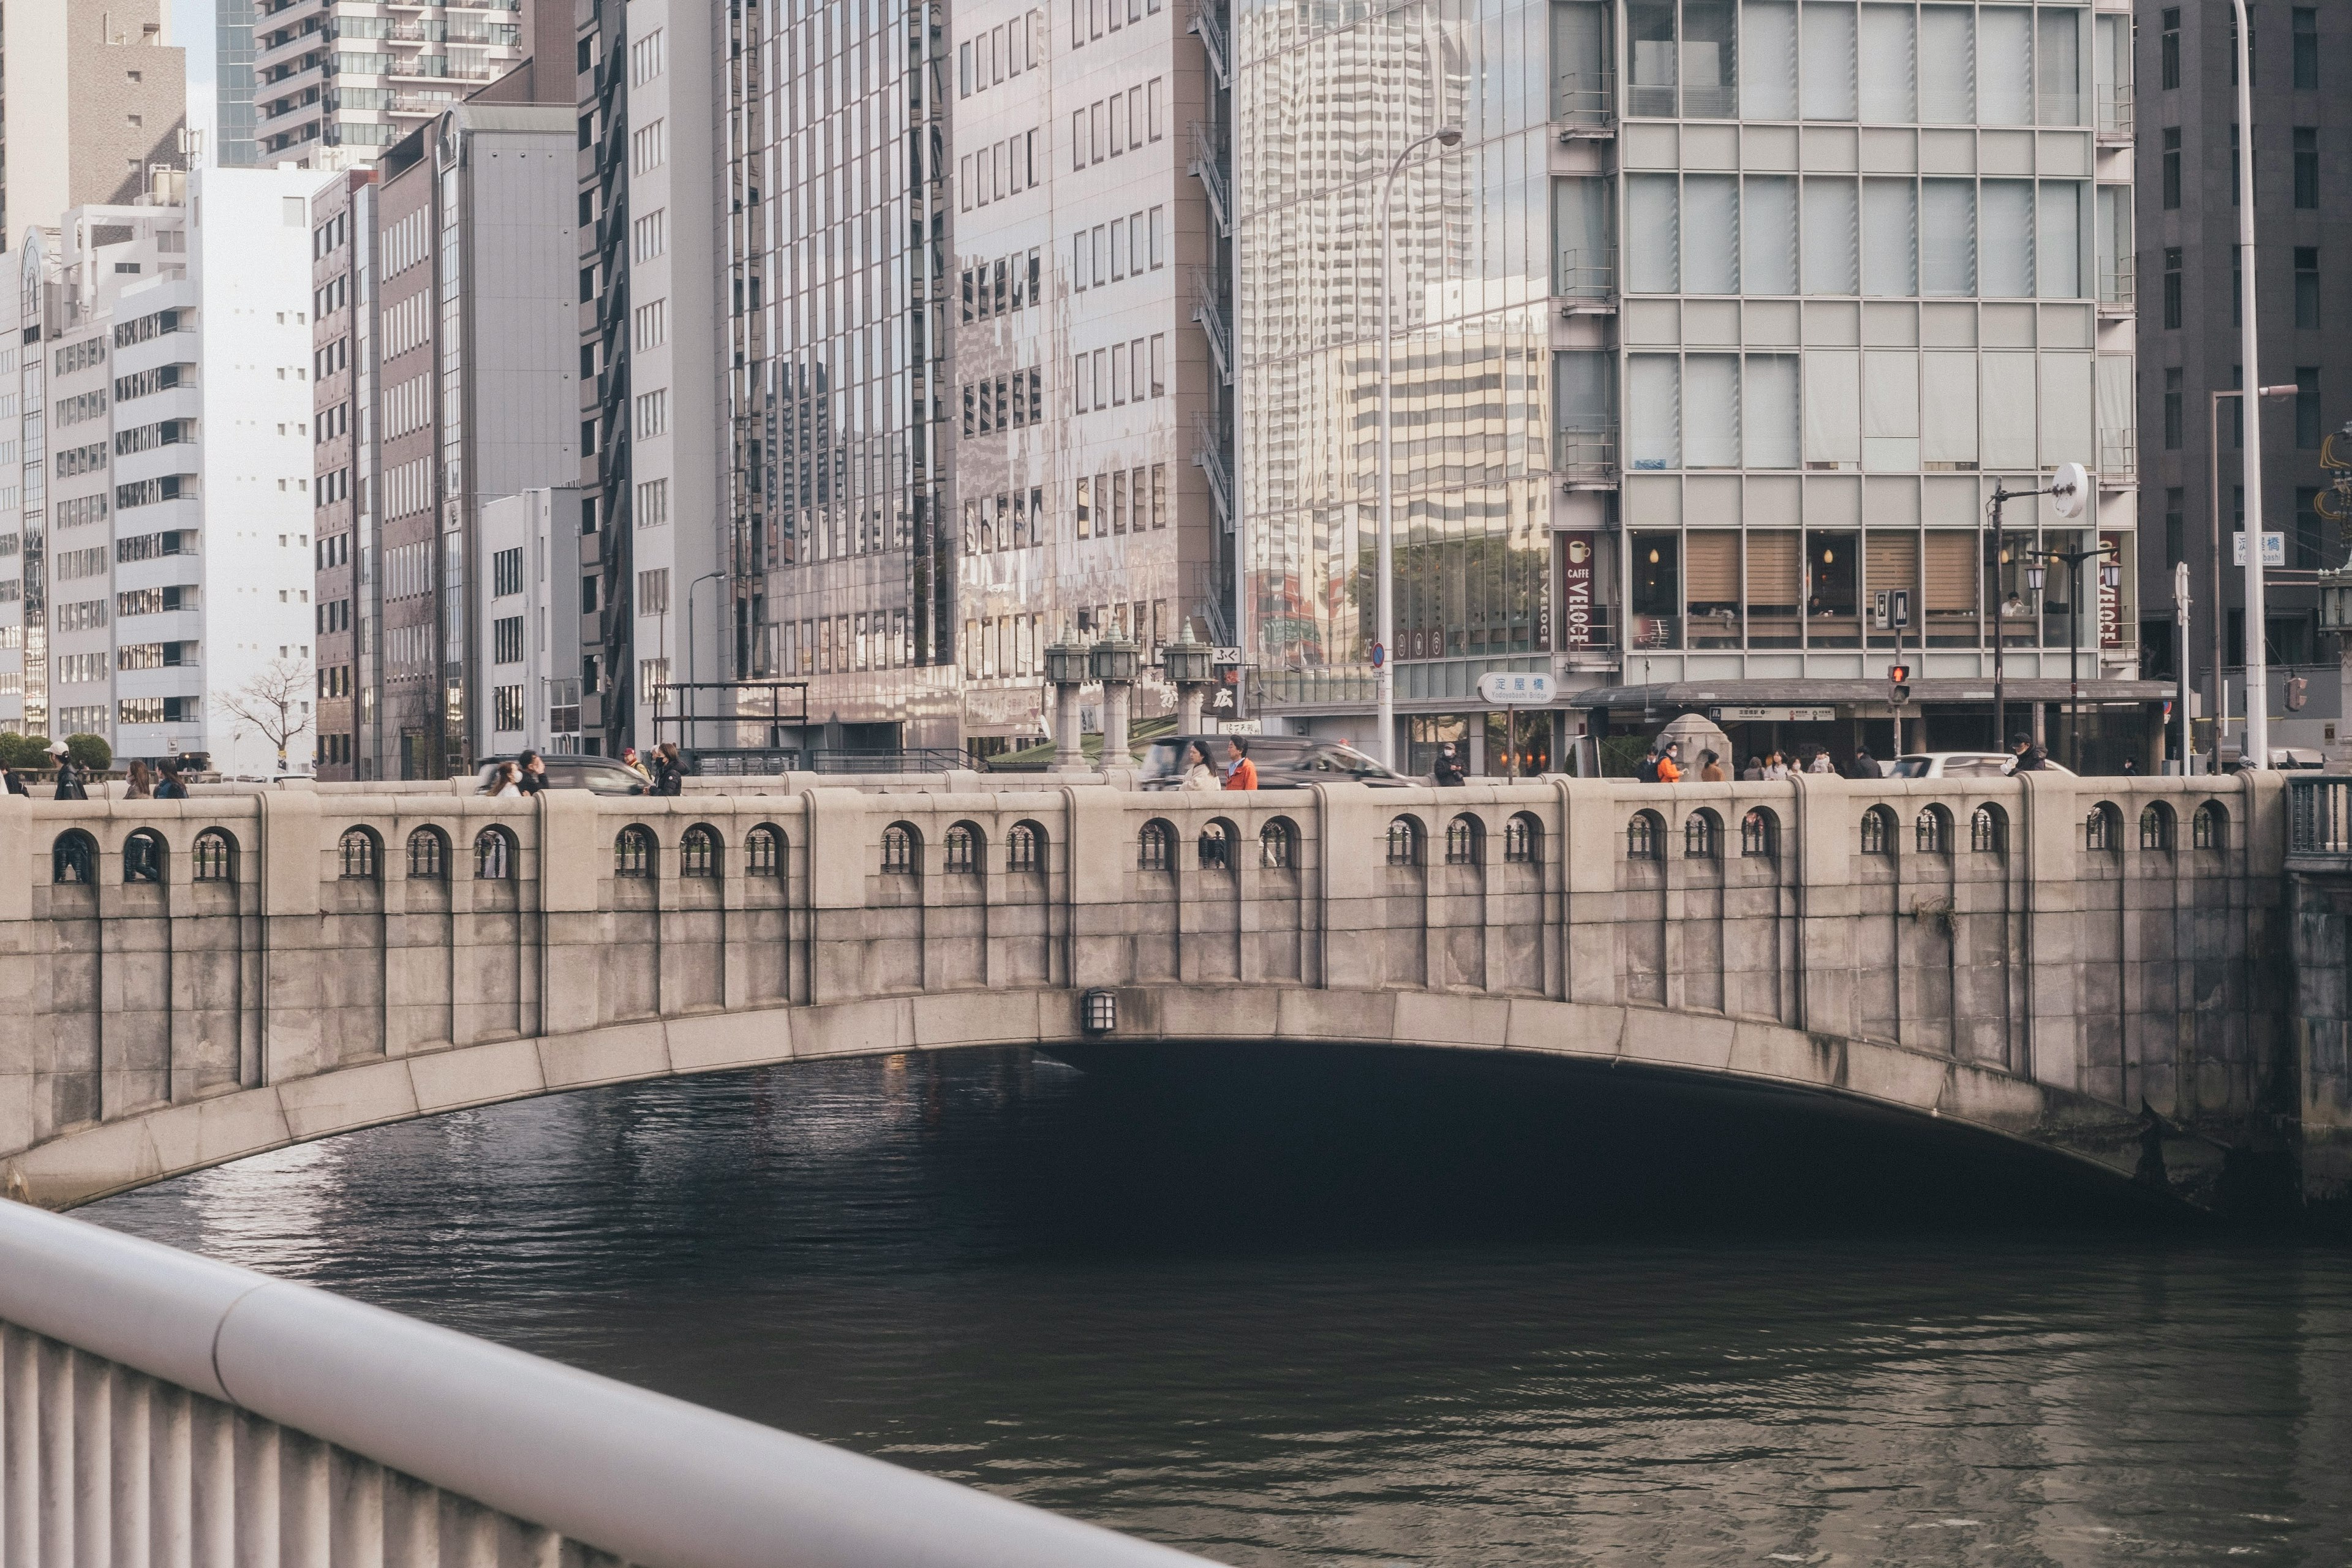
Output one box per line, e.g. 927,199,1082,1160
1556,248,1618,311
2097,85,2135,143
2290,776,2352,858
1194,414,1234,530
1553,427,1619,486
0,1201,1206,1568
2099,254,2135,314
1188,0,1231,90
1552,70,1617,134
1187,123,1230,237
810,747,970,774
1191,268,1232,385
2098,428,2139,485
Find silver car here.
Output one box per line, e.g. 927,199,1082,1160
1885,751,2076,778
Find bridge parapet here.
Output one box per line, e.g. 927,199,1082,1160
0,773,2296,1208
0,1198,1208,1567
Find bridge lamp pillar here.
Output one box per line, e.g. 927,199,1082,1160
1044,636,1093,770
1091,639,1142,767
1163,627,1215,736
2320,569,2352,768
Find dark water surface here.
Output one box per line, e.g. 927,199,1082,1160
88,1047,2352,1566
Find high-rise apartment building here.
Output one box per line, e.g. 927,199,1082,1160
2133,0,2350,759
1236,0,2148,772
310,105,578,780
0,170,320,774
944,0,1226,756
0,0,187,247
247,0,566,168
216,0,260,168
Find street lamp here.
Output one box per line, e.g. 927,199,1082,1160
683,569,728,754
1984,462,2085,748
2231,0,2273,769
1375,121,1464,771
2207,385,2298,774
2020,537,2120,769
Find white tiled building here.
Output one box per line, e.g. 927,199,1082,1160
0,168,321,775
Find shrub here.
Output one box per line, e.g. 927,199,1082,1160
0,733,48,769
65,733,112,772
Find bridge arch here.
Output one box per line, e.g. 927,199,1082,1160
1,986,2200,1212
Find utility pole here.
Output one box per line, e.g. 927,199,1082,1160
2232,0,2271,767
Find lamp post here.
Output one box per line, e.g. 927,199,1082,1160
1042,630,1091,770
2207,385,2298,772
2231,0,2273,769
1162,624,1215,734
1984,464,2085,749
1090,635,1140,767
1375,122,1463,772
2022,538,2120,769
682,570,728,753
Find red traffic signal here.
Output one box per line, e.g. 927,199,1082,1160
1888,664,1912,704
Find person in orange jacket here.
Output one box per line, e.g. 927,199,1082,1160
1654,741,1683,783
1223,737,1258,790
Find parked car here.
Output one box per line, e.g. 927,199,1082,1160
1885,752,2078,778
1137,734,1414,789
473,753,649,795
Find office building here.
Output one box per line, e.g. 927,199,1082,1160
310,105,578,780
0,0,187,247
574,0,722,760
248,0,568,168
2134,0,2352,760
0,169,320,775
478,486,584,756
1235,0,2149,772
944,0,1228,757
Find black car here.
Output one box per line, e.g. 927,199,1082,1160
473,753,649,795
1137,734,1413,789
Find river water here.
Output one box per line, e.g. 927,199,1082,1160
89,1047,2352,1566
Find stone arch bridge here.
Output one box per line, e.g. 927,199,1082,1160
0,773,2314,1212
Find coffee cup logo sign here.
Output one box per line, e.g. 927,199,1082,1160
1561,533,1595,649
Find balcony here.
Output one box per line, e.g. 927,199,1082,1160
2096,86,2135,146
1554,427,1619,491
1553,71,1616,139
1556,249,1616,316
2098,428,2138,488
2289,777,2352,865
2098,254,2135,318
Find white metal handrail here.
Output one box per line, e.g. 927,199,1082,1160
0,1200,1208,1568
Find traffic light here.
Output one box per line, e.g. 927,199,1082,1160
1888,663,1912,705
2285,673,2309,712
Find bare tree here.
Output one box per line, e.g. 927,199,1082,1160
214,657,314,772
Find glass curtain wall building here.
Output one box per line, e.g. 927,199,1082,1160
729,0,960,756
1236,0,2141,767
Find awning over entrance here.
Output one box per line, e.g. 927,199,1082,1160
1572,678,2176,711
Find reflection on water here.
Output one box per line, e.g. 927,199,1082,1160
91,1047,2352,1566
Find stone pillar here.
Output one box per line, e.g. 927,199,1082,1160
1177,682,1208,735
1090,639,1140,767
1054,680,1086,769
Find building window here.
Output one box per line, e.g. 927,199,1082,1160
2297,247,2321,330
2299,368,2323,449
2161,8,2180,88
2161,127,2181,209
2166,488,2185,567
2294,7,2318,89
2295,128,2320,208
2164,368,2183,450
2163,247,2182,330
